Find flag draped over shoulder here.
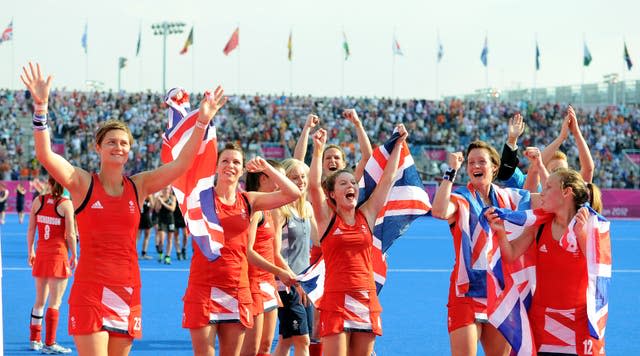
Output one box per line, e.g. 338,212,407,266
485,206,611,355
298,132,431,305
160,88,225,262
449,184,532,299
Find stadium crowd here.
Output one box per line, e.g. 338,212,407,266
0,88,638,189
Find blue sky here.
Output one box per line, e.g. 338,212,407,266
1,0,639,99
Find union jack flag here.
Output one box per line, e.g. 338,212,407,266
298,131,431,304
160,88,225,261
0,20,12,44
486,206,610,355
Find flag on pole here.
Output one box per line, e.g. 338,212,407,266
81,22,88,54
0,20,13,44
135,24,141,56
583,41,593,67
624,42,633,70
392,35,403,56
535,41,540,71
480,36,488,67
223,27,239,56
437,36,444,62
342,31,350,60
180,27,194,55
287,30,292,61
118,57,127,69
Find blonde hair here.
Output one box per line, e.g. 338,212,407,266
280,158,311,220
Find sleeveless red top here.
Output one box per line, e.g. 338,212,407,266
188,191,251,288
248,210,276,282
35,194,69,258
321,211,376,292
533,223,588,309
74,174,141,286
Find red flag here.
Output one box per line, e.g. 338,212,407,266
223,27,239,55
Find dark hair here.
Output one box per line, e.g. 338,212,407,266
47,176,64,198
553,168,602,212
217,142,245,165
95,119,134,146
245,159,282,192
322,144,347,163
465,140,501,180
321,168,353,206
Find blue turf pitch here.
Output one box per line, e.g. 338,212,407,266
2,214,638,355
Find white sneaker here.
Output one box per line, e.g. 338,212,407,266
30,340,43,351
41,343,72,354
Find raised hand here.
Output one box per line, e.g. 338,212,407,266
573,207,589,238
560,108,573,141
484,207,506,235
312,128,327,148
508,113,525,144
198,86,227,125
246,156,269,173
567,105,580,135
524,146,541,163
20,62,53,105
305,114,319,129
395,123,408,144
447,152,464,171
342,109,361,125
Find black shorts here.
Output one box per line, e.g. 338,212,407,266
158,222,175,233
139,215,152,230
277,287,314,339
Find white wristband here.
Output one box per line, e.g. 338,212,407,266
34,102,48,111
195,121,208,129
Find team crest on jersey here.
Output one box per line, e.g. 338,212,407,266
128,200,136,213
47,198,54,204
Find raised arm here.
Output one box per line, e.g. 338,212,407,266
497,113,525,182
308,129,332,228
568,106,594,183
293,114,319,162
522,147,548,193
21,63,89,195
541,110,571,166
245,157,302,212
59,199,77,270
485,207,536,262
343,109,373,181
133,87,227,197
359,124,407,229
431,152,463,220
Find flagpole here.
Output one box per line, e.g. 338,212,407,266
533,34,537,104
392,27,396,98
341,26,345,97
236,23,240,95
138,21,142,92
289,28,292,95
621,38,626,107
484,31,489,91
436,30,440,101
11,29,14,90
192,23,195,92
581,33,585,107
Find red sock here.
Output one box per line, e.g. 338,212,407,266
45,308,59,346
309,342,323,356
29,325,42,342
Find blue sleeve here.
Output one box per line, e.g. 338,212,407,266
503,167,526,189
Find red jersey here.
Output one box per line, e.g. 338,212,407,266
188,191,250,288
321,212,376,293
533,223,588,309
248,210,276,282
35,194,69,258
74,174,141,287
